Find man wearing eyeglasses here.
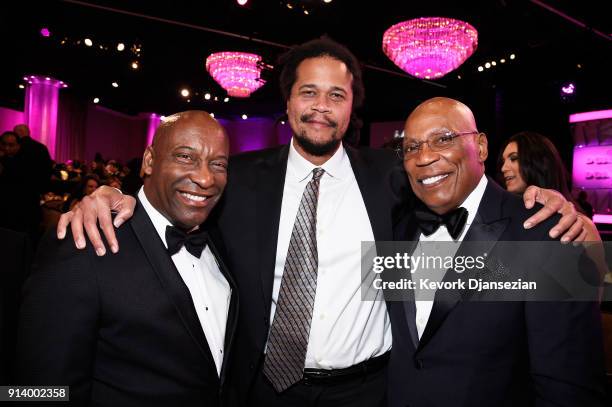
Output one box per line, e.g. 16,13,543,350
386,97,606,406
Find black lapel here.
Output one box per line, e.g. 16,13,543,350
417,179,510,351
256,145,289,315
346,145,394,241
130,200,216,369
205,233,238,385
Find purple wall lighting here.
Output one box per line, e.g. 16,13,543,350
569,109,612,123
40,27,50,37
140,113,162,147
572,145,612,189
23,75,67,159
383,17,478,79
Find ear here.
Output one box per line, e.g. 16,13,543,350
141,146,154,177
477,133,488,163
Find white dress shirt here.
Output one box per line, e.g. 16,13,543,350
415,175,488,339
269,139,392,370
138,188,231,375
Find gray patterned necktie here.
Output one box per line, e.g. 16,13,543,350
263,167,325,392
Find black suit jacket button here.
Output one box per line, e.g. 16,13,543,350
414,358,424,370
264,317,269,325
249,363,255,370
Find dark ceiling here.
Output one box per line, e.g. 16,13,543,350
2,0,611,151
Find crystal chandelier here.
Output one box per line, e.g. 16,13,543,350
382,17,478,79
206,52,267,97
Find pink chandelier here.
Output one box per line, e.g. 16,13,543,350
206,52,267,97
382,17,478,79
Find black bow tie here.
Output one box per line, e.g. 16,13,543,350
414,204,468,240
165,225,208,258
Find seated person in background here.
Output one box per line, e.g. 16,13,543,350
17,111,238,406
64,174,101,211
387,97,606,407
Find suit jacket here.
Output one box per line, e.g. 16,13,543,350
387,179,606,407
0,227,31,384
17,200,238,406
212,142,409,405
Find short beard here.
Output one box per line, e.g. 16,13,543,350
294,131,342,157
293,113,342,157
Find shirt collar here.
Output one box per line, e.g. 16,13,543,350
286,137,350,182
460,174,488,225
138,187,172,249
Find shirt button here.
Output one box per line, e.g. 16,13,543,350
418,318,426,326
320,313,326,320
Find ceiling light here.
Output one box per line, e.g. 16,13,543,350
131,61,139,69
242,114,248,120
206,52,268,97
323,0,333,3
491,61,497,66
84,38,93,47
561,83,575,95
304,9,309,15
18,84,25,89
500,58,506,63
210,113,215,118
204,93,211,100
93,97,100,104
287,3,293,9
382,17,478,79
510,53,516,60
117,43,125,51
237,0,248,5
180,88,190,97
477,66,484,72
484,62,491,69
112,82,119,88
40,28,50,37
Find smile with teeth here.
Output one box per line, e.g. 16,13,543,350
420,174,449,185
179,192,207,202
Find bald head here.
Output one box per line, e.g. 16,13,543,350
402,97,488,214
406,97,477,134
152,110,225,149
142,110,230,230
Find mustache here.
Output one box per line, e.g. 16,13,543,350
300,113,338,128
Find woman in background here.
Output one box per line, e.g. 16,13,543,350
499,131,609,284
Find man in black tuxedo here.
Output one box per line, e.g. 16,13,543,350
17,111,238,406
386,97,606,406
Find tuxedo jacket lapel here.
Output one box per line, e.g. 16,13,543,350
206,233,238,384
130,201,216,369
417,179,510,351
256,145,289,316
346,145,393,242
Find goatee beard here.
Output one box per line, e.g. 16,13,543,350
294,131,342,157
294,113,342,156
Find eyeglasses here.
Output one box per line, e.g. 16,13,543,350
395,130,480,160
